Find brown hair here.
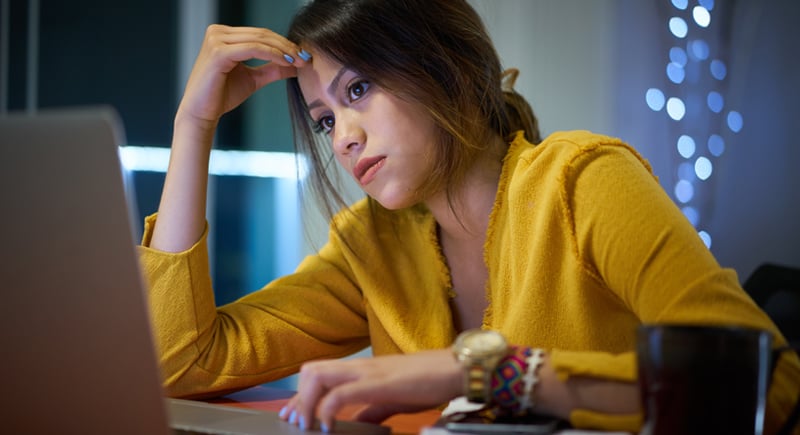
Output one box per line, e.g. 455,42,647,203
286,0,540,232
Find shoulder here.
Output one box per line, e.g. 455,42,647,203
506,130,655,187
329,197,432,249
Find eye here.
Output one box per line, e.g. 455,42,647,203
313,115,335,135
347,79,370,102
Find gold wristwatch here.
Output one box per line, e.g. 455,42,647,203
453,329,509,403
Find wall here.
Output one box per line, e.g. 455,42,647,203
471,0,799,281
708,0,800,279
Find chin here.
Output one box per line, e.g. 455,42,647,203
371,197,408,211
369,191,418,211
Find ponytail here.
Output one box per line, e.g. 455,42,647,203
501,68,542,144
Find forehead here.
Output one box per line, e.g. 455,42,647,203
296,52,346,104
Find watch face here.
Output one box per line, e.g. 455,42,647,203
457,329,507,357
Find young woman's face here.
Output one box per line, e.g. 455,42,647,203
296,53,439,210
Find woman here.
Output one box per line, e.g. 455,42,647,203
139,0,800,433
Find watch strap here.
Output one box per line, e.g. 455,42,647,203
465,361,492,403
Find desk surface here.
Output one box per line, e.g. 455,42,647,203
208,386,442,435
207,387,630,435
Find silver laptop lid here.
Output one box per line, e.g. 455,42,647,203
0,107,170,435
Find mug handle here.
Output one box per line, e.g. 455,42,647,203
771,346,799,435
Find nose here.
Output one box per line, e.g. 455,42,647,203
331,110,365,156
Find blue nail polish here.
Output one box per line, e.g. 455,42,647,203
283,53,295,64
299,416,308,431
298,49,312,62
321,422,330,433
289,410,298,424
279,406,288,418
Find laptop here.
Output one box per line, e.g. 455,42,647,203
0,107,389,435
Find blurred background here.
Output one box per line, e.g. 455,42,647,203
2,0,798,379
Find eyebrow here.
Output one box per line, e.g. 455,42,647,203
306,67,348,112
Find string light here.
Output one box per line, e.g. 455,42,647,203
645,0,742,249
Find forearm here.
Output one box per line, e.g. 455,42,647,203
534,353,640,419
150,113,216,252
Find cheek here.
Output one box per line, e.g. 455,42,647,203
333,152,350,172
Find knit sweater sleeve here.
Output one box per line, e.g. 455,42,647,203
137,214,369,399
554,139,800,433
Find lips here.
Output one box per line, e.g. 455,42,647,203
353,155,386,186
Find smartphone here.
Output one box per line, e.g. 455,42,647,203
443,413,560,434
445,420,558,434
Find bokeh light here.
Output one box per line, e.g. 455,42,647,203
671,0,689,10
693,6,711,28
688,39,710,60
677,135,696,158
644,0,741,245
698,0,715,11
675,180,694,203
646,88,666,111
667,97,686,120
727,111,743,132
698,230,712,248
695,157,713,180
707,91,724,113
710,59,727,80
670,17,688,38
667,62,686,84
708,134,725,157
670,47,688,66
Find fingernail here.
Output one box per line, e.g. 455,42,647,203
298,49,312,62
283,53,295,64
289,410,298,424
299,416,308,431
278,406,289,418
321,422,331,433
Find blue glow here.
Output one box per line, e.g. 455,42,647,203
671,0,688,10
669,17,689,38
677,135,696,158
710,59,727,80
727,111,744,132
667,97,686,121
707,91,724,113
688,39,710,60
695,157,713,180
667,62,686,84
119,146,307,179
708,134,725,157
698,0,714,11
698,230,712,249
693,6,711,28
646,88,666,111
670,47,688,66
679,162,696,181
675,180,694,203
682,206,700,226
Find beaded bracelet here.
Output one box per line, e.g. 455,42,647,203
520,348,546,412
489,345,546,415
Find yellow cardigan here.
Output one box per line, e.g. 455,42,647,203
138,130,799,433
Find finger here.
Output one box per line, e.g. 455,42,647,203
278,396,298,422
204,24,310,66
207,42,299,70
294,360,361,432
352,403,410,424
214,27,299,54
315,380,388,430
293,364,336,431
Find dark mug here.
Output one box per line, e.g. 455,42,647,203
637,324,775,435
